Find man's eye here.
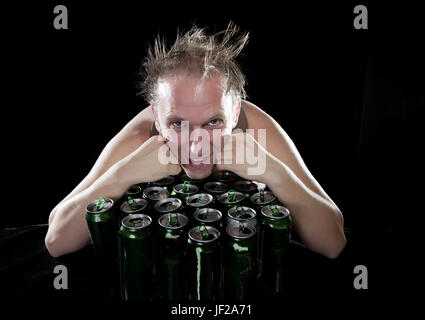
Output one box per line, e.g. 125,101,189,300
208,119,221,126
172,121,182,128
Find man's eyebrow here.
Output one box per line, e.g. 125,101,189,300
165,115,184,123
205,113,226,123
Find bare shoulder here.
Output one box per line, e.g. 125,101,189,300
241,100,334,203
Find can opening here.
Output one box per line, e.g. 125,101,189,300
236,206,248,218
129,218,144,227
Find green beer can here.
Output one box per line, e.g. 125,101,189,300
118,214,154,300
186,193,214,216
85,197,118,261
233,180,259,199
171,181,199,203
223,224,258,300
186,226,223,300
218,190,246,213
192,208,224,231
211,170,240,184
203,181,229,200
152,175,176,192
154,198,184,221
260,205,292,295
157,213,189,300
142,186,170,208
119,197,149,221
250,190,279,211
179,172,203,187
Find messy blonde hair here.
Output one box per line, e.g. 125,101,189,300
139,22,249,104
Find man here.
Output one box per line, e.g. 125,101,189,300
45,23,346,259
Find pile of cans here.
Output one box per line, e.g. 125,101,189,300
85,171,292,300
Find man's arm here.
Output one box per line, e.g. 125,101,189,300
229,101,346,258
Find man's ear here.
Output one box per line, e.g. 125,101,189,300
151,105,162,134
232,98,241,129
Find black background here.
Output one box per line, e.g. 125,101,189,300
1,1,424,305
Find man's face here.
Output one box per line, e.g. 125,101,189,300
153,72,239,179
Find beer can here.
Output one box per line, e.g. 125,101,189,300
118,214,154,300
233,180,259,199
260,205,292,295
152,175,176,192
192,208,223,231
203,181,229,200
154,198,184,222
171,181,199,203
218,190,246,213
124,184,142,199
186,193,214,215
211,170,240,183
250,190,279,211
119,197,149,220
223,224,258,300
226,206,258,230
179,172,203,187
85,197,118,261
186,226,223,300
157,213,189,300
142,186,170,208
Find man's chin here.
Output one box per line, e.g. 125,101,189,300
182,163,215,180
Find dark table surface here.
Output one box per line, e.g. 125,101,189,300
0,223,399,306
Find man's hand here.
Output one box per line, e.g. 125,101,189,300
116,135,182,186
215,132,283,187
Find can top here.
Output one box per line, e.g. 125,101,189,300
121,214,152,230
152,175,176,186
188,225,220,243
203,181,229,194
154,197,182,213
125,184,142,195
250,191,276,205
143,186,170,201
211,170,239,183
261,205,290,219
193,208,222,223
173,182,199,195
218,190,245,205
252,180,267,191
158,213,188,229
226,224,257,239
179,173,203,185
186,193,214,208
86,197,114,214
228,206,257,221
233,180,258,193
120,198,148,214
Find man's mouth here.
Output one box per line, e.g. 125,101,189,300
188,156,210,167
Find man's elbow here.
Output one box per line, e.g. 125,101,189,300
45,231,64,258
324,232,347,259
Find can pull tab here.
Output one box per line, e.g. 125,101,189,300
196,194,203,203
198,225,210,239
127,196,139,210
183,181,190,192
95,197,106,211
236,206,247,218
260,190,265,202
169,213,179,226
227,189,236,202
270,205,280,216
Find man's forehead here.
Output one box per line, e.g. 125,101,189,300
156,73,229,108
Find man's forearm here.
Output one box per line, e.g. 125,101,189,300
266,162,346,259
45,165,129,258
